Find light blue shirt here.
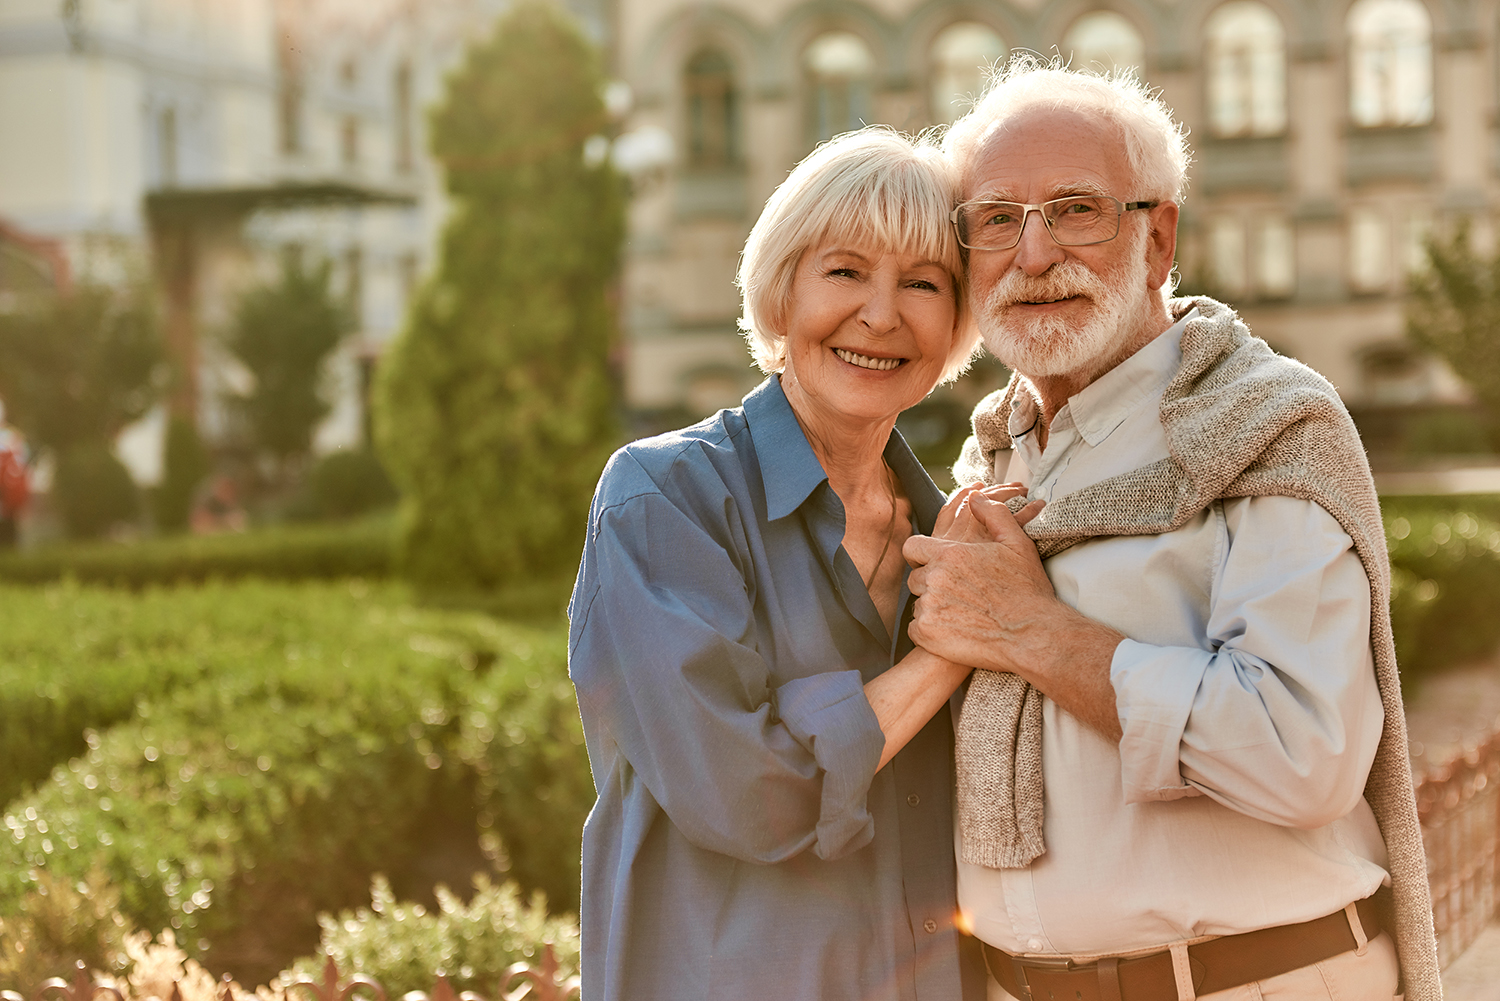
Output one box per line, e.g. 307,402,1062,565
959,316,1389,956
569,377,984,1001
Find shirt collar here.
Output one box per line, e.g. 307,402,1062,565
743,376,944,530
744,377,832,522
1012,307,1195,449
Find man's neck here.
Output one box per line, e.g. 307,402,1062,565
1027,301,1175,452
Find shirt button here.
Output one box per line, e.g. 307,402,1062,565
923,919,938,934
907,794,920,807
1027,938,1043,951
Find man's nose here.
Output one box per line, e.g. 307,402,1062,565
1012,208,1067,276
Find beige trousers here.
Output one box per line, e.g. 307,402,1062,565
987,932,1401,1001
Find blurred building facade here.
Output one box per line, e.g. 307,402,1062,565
0,0,1491,478
0,0,555,478
613,0,1487,438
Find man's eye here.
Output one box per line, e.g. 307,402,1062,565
1059,201,1098,216
983,212,1015,226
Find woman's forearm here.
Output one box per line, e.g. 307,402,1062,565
864,648,971,771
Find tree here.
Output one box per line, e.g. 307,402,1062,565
1408,224,1500,445
374,1,625,593
0,284,162,537
227,257,351,478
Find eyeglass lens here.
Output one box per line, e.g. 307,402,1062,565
959,196,1122,250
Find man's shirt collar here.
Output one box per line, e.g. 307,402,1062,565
1008,307,1197,449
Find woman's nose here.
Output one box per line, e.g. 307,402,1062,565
858,281,900,333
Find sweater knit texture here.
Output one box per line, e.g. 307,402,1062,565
950,296,1439,1000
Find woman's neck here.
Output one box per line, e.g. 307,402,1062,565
781,381,897,502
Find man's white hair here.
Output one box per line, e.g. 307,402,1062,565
944,54,1192,205
737,127,979,383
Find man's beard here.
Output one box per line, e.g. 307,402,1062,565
976,247,1151,380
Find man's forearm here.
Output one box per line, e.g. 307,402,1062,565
979,603,1126,742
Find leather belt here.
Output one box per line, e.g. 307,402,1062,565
983,894,1385,1001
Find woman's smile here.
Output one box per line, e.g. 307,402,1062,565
833,347,906,371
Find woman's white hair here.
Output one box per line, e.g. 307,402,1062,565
944,54,1191,205
736,127,978,383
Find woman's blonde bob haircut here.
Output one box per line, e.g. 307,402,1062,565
736,127,978,384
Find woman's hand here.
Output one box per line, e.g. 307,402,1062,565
934,481,1044,543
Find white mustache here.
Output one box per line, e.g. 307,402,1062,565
987,261,1112,310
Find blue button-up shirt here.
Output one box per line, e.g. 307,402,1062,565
569,377,983,1001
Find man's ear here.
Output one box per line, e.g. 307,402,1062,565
1144,201,1180,292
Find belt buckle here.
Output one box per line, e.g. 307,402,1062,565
1010,954,1081,1001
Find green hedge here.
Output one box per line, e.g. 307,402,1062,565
0,581,589,986
0,518,395,587
1383,500,1500,683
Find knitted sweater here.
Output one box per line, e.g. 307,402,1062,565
950,296,1440,1000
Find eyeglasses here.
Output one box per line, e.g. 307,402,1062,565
950,195,1159,251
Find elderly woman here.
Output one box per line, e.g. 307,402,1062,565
568,128,1019,1000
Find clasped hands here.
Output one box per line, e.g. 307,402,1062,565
904,482,1127,739
902,482,1055,677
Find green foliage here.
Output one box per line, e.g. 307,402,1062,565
374,2,625,593
153,417,211,533
0,517,394,588
310,450,397,520
53,444,140,538
0,866,132,994
0,283,162,538
0,284,162,455
0,581,589,985
1408,225,1500,445
227,259,351,468
1384,503,1500,683
293,875,578,997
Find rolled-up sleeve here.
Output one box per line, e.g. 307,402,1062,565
570,484,885,864
1111,495,1384,829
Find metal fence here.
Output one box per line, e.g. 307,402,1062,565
0,951,578,1001
1417,730,1500,967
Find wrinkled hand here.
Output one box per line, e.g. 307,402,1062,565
903,493,1061,676
934,482,1045,544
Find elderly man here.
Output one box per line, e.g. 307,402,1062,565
903,63,1439,1001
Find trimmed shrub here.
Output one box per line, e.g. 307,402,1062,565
227,260,351,475
0,517,394,588
290,875,579,997
1386,506,1500,684
310,451,397,520
0,581,589,986
373,2,624,594
152,418,211,533
54,445,139,539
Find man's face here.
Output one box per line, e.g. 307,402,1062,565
963,107,1167,381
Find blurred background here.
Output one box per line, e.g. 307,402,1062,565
4,0,1500,995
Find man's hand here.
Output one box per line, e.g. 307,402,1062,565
934,482,1044,543
903,494,1127,741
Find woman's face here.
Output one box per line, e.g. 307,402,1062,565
778,243,960,432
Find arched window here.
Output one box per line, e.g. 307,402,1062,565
685,49,739,168
1347,0,1432,127
930,22,1007,123
805,32,875,141
1061,12,1144,75
1205,1,1286,137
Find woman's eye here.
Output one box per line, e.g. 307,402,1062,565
908,279,940,292
828,267,858,278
